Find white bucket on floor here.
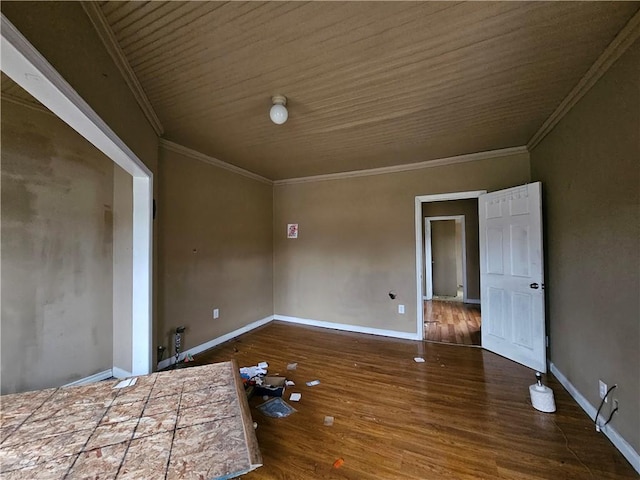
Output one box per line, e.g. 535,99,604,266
529,375,556,413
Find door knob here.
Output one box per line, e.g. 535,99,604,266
530,283,540,289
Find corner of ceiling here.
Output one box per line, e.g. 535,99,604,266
527,9,640,151
81,1,164,137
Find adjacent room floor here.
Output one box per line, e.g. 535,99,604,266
194,321,636,479
424,300,481,346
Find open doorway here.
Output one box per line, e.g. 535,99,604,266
415,192,484,346
425,216,466,302
1,15,153,384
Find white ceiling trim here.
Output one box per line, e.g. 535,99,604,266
528,8,640,150
81,1,164,136
159,139,273,185
274,146,529,186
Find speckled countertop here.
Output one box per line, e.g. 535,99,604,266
0,361,262,479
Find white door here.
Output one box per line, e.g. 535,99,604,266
479,182,546,372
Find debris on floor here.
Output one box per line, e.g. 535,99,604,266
257,397,297,418
414,357,426,363
255,376,287,397
287,362,298,370
239,364,268,381
113,377,137,389
323,416,334,426
285,380,295,386
332,458,345,469
289,393,301,402
306,380,320,387
183,353,195,363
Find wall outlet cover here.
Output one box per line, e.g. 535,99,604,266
213,308,219,319
398,304,405,314
599,380,607,402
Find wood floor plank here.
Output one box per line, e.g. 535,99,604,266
424,300,482,345
191,322,636,479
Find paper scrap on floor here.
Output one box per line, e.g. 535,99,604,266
240,364,268,379
289,393,302,402
113,377,137,389
306,380,320,387
324,416,334,426
287,362,298,370
414,357,426,363
285,380,295,386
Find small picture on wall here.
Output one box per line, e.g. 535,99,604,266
287,224,298,239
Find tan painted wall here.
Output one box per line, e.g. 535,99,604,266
422,199,480,300
0,2,158,171
1,99,114,393
530,41,639,453
112,165,133,373
455,220,463,287
158,147,273,356
274,152,530,333
2,1,161,364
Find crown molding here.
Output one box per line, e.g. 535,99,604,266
273,146,528,186
528,9,640,150
159,139,273,185
81,1,164,136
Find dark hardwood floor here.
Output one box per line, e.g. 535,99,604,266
425,300,482,346
194,322,636,479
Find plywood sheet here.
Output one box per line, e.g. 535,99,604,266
0,361,262,479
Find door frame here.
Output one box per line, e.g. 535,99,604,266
1,14,153,376
425,215,467,302
414,191,485,340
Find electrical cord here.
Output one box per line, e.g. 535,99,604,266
603,404,619,427
594,384,617,432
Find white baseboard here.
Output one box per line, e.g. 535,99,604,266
155,313,421,371
156,315,274,370
63,369,113,387
465,298,481,305
550,362,640,474
274,314,421,340
112,367,133,379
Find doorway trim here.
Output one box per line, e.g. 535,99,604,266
414,191,485,340
424,215,467,302
1,14,153,376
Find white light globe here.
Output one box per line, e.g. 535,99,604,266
270,103,288,125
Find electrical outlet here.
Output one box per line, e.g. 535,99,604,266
213,308,219,319
599,380,607,402
398,304,405,314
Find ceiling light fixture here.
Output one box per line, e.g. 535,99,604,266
270,95,288,125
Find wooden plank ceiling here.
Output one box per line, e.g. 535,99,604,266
96,1,638,180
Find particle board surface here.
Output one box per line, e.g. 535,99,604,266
0,361,262,479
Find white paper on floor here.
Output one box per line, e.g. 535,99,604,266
113,377,137,389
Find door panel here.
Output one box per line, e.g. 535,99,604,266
479,183,546,372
